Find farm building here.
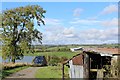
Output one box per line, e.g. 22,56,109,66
70,47,83,52
62,48,120,79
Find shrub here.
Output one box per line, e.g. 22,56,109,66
48,55,60,66
2,63,27,70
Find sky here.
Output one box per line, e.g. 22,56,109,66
1,0,119,2
2,2,118,45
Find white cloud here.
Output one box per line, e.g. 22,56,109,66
101,18,118,27
73,8,83,17
63,27,74,35
35,17,118,45
80,28,118,41
70,17,118,27
42,26,79,44
70,19,100,25
44,18,62,25
63,28,78,38
42,24,118,44
101,4,118,15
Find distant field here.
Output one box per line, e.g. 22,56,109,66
24,51,79,59
34,45,82,52
34,44,119,52
45,45,80,50
1,43,119,58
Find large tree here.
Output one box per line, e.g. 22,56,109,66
1,5,46,63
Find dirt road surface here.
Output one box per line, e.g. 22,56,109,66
3,67,41,80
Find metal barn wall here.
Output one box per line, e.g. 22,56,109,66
69,60,84,78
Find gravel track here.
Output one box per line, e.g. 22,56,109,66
3,67,41,80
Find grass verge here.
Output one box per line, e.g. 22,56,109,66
35,65,69,79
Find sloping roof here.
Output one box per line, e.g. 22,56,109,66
94,48,119,55
62,53,82,64
83,48,119,55
63,48,119,65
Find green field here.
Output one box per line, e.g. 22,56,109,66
24,45,82,59
35,65,69,78
1,43,119,57
44,45,79,51
24,51,79,59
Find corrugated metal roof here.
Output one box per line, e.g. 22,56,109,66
83,48,119,55
72,55,84,65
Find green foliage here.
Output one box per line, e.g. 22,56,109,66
48,55,61,66
1,5,46,63
45,55,68,66
103,62,119,78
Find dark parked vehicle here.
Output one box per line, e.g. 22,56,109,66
33,56,47,66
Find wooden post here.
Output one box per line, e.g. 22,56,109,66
118,56,120,79
62,64,64,80
101,57,102,69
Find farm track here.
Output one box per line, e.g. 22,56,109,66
3,67,41,80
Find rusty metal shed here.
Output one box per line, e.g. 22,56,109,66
62,50,119,79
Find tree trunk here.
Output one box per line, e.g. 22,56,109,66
11,40,17,63
8,57,10,62
11,56,15,63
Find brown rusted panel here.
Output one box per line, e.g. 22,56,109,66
72,54,84,65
